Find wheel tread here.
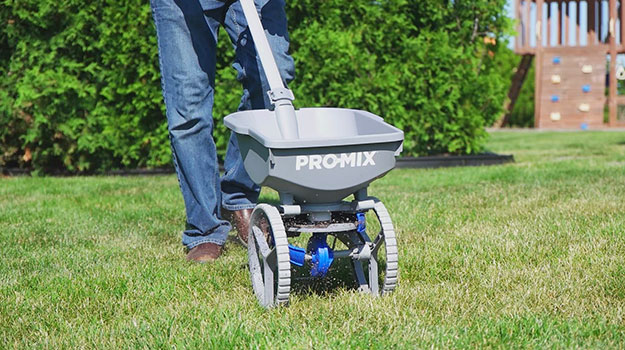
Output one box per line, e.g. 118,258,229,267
372,200,399,296
248,204,291,308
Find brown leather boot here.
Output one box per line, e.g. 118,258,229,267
222,208,253,247
186,242,223,263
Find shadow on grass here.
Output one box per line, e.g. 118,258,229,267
234,243,363,299
289,259,360,296
235,199,377,299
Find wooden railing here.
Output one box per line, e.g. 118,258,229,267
515,0,625,54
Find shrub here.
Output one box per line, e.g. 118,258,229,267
0,0,511,173
289,0,512,155
0,1,168,173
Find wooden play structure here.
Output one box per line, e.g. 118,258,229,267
504,0,625,128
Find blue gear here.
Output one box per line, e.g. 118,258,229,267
356,212,366,233
309,234,334,277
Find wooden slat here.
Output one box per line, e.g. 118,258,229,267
557,1,562,45
621,0,625,47
605,0,608,43
535,0,544,127
512,1,625,52
610,0,618,126
576,0,581,45
599,0,604,43
565,1,570,45
525,0,531,49
548,2,552,46
516,0,522,50
589,0,597,45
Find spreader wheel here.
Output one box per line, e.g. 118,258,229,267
351,200,398,296
370,200,399,295
247,204,291,307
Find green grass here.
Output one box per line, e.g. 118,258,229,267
1,131,625,349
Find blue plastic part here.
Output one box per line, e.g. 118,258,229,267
582,84,591,93
309,234,334,277
551,95,560,102
581,122,589,130
553,56,561,64
288,244,306,267
356,212,366,233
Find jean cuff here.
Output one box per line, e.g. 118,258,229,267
185,237,226,250
221,203,257,211
183,223,230,249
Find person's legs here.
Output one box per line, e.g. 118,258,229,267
220,0,295,210
151,0,231,250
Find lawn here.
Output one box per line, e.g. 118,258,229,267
1,131,624,349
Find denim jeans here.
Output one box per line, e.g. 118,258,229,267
151,0,295,249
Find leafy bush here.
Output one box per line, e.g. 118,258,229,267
0,1,167,173
289,0,512,155
0,0,511,173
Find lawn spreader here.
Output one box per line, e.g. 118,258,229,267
224,0,404,308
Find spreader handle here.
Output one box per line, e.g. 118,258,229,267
239,0,299,139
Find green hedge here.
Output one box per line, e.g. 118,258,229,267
0,0,511,173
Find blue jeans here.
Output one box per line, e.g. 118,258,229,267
151,0,295,249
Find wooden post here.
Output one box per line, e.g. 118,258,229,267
610,0,618,126
498,55,534,127
535,0,544,128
